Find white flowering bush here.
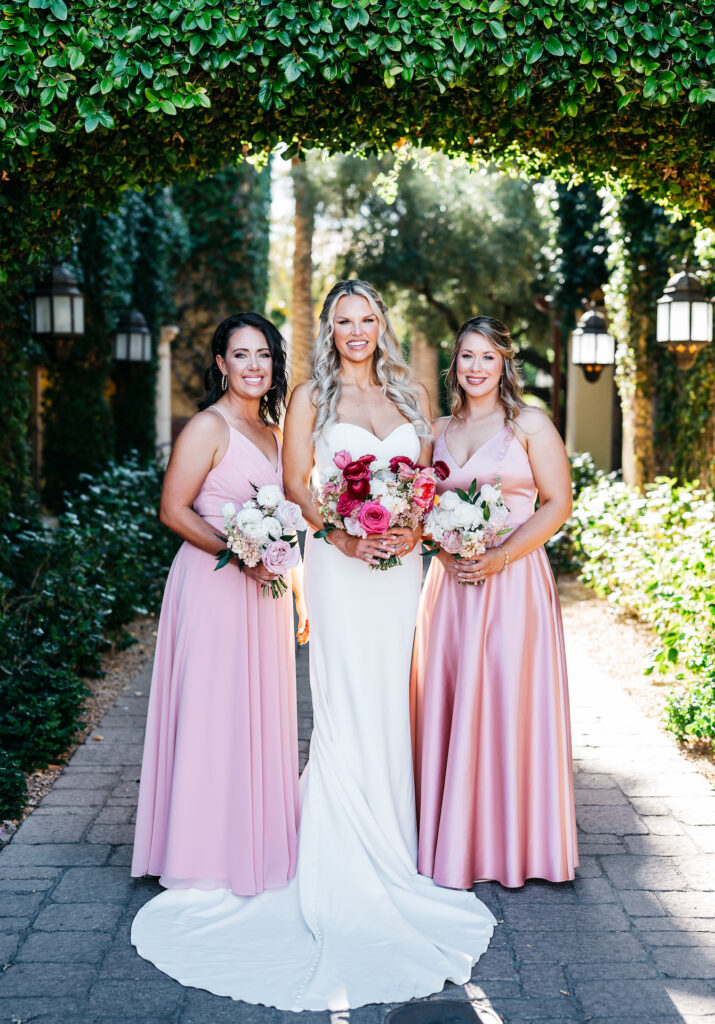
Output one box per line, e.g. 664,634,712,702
572,477,715,742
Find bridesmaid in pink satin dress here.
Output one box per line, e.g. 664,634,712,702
132,312,303,896
411,315,578,889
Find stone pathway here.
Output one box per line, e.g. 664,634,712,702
1,628,714,1024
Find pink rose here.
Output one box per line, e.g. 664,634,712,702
337,491,363,516
358,500,391,534
389,455,414,474
333,450,352,470
412,472,437,511
262,539,300,575
441,530,462,554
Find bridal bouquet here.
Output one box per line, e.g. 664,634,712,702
423,478,511,583
215,484,306,598
315,450,444,570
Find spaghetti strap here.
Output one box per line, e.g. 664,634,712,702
206,404,230,424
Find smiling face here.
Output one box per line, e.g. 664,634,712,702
455,331,504,400
331,294,380,366
216,325,273,399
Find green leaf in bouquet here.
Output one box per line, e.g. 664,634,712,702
484,505,491,520
468,479,477,500
455,487,470,502
214,549,232,570
314,523,336,540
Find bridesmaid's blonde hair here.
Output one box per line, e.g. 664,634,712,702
310,280,432,441
446,316,526,423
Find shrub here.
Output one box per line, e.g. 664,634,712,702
0,750,26,821
0,456,179,819
545,451,606,577
571,477,715,742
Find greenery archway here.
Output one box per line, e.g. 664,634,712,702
2,0,715,283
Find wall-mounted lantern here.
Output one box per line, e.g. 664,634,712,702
571,306,615,383
112,309,152,362
656,261,713,371
30,265,85,351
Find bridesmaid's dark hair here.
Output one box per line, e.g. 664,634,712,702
199,312,288,423
446,315,525,423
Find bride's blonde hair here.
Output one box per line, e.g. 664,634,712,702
311,280,432,441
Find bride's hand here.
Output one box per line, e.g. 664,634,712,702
387,526,421,556
329,529,394,566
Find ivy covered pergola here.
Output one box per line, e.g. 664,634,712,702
2,0,715,281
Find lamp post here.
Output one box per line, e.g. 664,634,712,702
112,309,152,362
571,306,616,383
656,261,713,371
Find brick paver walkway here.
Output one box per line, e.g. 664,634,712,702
1,628,714,1024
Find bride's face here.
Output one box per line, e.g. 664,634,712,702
332,295,380,366
455,332,503,400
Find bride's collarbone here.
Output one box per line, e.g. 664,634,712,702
335,400,409,441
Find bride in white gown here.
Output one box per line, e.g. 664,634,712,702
131,280,494,1010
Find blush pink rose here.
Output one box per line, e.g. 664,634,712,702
262,539,300,575
358,500,390,534
441,530,462,554
412,472,437,510
333,450,352,470
337,492,363,516
344,516,367,537
397,462,416,482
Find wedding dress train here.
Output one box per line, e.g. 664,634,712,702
131,422,494,1010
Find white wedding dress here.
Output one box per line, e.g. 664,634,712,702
131,422,494,1011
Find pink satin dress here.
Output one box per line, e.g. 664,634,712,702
411,422,578,889
131,407,299,896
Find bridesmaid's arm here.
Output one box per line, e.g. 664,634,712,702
462,408,572,584
159,412,231,556
282,383,323,532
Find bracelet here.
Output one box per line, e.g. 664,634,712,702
501,546,510,571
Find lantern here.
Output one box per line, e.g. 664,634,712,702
112,309,152,362
656,262,713,371
31,265,85,344
571,307,615,383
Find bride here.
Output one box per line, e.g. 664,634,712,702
131,279,494,1011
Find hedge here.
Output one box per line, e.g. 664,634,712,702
0,456,179,820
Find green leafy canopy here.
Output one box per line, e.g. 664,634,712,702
1,0,715,283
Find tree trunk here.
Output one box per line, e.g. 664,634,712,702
409,332,441,416
621,315,657,488
290,157,316,387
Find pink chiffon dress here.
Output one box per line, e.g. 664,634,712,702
411,422,578,889
131,407,299,896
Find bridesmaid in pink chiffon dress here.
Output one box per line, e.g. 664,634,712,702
131,312,301,896
411,315,578,890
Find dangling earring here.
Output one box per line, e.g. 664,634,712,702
499,375,504,395
221,373,228,392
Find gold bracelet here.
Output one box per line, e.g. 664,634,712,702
501,546,510,571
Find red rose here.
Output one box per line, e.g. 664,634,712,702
343,460,371,482
337,492,363,516
346,477,370,499
433,460,450,481
389,455,415,474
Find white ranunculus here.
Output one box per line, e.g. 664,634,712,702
255,484,283,510
262,516,283,540
438,490,461,511
220,501,237,520
371,459,390,472
243,520,270,542
236,507,263,527
370,479,388,497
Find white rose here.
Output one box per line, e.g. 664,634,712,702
371,479,388,498
438,490,461,511
452,501,478,530
220,501,237,520
243,519,269,542
255,484,283,510
480,484,500,503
